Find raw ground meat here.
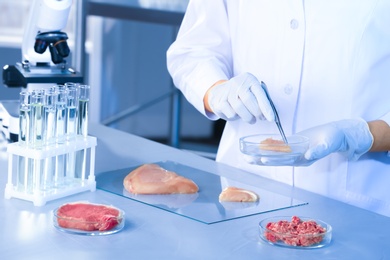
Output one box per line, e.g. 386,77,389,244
264,216,326,247
56,202,122,231
123,163,199,195
260,138,292,153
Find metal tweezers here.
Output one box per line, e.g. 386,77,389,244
261,82,288,144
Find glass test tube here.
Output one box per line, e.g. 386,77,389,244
44,89,57,146
65,84,79,178
76,84,90,179
42,89,58,189
77,84,90,137
31,90,45,148
17,91,31,191
30,90,45,192
65,84,79,141
55,86,68,186
55,86,67,144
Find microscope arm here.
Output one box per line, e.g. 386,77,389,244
22,0,73,66
2,0,83,88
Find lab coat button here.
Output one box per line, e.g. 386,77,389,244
290,19,299,30
284,85,293,95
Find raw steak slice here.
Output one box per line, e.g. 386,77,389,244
219,186,259,202
56,202,122,231
123,163,199,194
260,138,292,153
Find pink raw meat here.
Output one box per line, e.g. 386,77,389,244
123,163,199,195
56,202,122,231
264,216,326,247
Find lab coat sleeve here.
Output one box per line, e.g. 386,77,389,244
167,0,233,119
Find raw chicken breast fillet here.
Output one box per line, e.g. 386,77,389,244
219,186,259,202
260,138,292,153
123,163,199,194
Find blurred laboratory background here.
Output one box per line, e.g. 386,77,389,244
0,0,222,158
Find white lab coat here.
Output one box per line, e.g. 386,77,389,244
167,0,390,216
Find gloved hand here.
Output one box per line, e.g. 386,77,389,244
207,72,275,123
296,118,374,165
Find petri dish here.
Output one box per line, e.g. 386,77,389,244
53,202,125,236
240,134,309,166
259,216,332,249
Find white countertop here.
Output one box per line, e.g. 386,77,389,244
0,123,389,260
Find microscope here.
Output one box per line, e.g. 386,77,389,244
1,0,83,141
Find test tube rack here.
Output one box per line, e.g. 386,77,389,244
4,136,97,206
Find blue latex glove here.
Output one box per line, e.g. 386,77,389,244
207,73,275,123
296,119,374,165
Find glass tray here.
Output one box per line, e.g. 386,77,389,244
96,161,307,224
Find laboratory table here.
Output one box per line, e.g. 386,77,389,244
0,123,389,260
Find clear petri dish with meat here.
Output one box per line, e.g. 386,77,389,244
53,202,125,235
259,215,332,249
239,134,309,166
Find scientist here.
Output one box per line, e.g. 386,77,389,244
167,1,390,216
